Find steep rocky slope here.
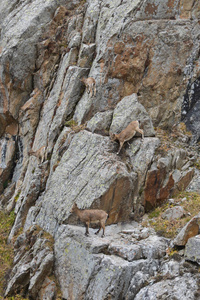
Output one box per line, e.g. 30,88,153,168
0,0,200,299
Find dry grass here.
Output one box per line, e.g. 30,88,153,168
142,192,200,239
155,123,195,156
0,210,15,297
0,210,28,300
65,119,86,133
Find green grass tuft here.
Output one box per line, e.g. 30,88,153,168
143,192,200,239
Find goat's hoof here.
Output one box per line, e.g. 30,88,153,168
95,232,99,235
101,235,105,238
85,233,89,236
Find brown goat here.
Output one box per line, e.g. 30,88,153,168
70,203,108,237
29,146,46,164
80,77,96,98
110,120,144,154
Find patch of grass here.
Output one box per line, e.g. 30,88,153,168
14,192,21,202
5,296,28,300
194,159,200,170
0,210,15,296
65,119,86,133
65,119,78,127
155,125,196,157
148,207,161,219
0,211,28,299
178,122,192,136
142,192,200,239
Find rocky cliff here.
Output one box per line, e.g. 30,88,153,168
0,0,200,299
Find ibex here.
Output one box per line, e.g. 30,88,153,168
110,120,144,154
80,77,96,98
70,202,109,237
29,146,46,164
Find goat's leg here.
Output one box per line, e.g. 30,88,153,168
86,86,90,94
136,128,144,139
85,222,90,236
93,85,96,97
117,141,124,155
95,226,102,235
89,87,93,98
101,222,105,237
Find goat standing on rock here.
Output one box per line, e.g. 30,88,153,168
110,120,144,154
80,77,96,98
28,146,46,164
70,203,108,237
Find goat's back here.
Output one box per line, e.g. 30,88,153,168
79,209,108,223
117,120,139,141
87,77,95,84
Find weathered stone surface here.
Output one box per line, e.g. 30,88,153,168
162,206,185,221
78,43,96,68
47,65,89,149
126,137,160,215
5,225,54,298
38,277,57,300
185,235,200,265
172,167,195,195
8,160,49,241
54,223,169,300
11,88,44,186
108,243,142,262
143,148,195,210
173,213,200,246
134,273,198,300
172,149,187,170
28,252,54,298
0,135,16,193
33,53,82,152
54,225,99,300
0,0,80,120
0,182,15,208
187,169,200,193
86,110,113,134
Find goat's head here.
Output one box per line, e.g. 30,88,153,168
80,77,86,83
109,132,117,141
70,202,78,213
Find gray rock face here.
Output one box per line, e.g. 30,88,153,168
162,206,185,221
54,222,200,300
0,135,16,193
38,277,57,300
54,223,169,300
47,65,89,149
185,235,200,265
173,213,200,246
86,110,113,134
134,273,198,300
187,169,200,193
5,225,54,299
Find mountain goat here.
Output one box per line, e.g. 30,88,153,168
70,203,108,237
80,77,96,98
110,120,144,154
29,146,46,164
